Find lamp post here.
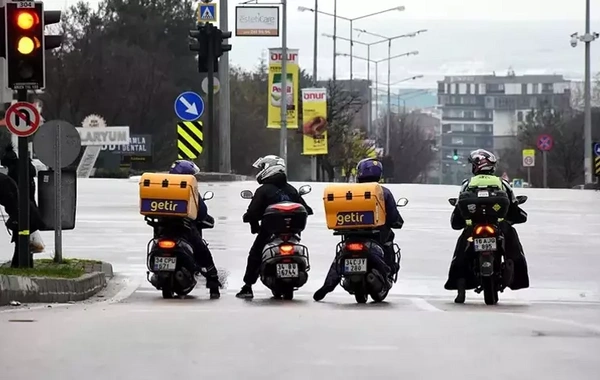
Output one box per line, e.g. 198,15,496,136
373,76,424,112
354,28,426,154
298,5,405,84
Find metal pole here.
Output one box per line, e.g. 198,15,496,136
280,0,288,163
385,40,391,154
375,62,379,126
332,0,337,82
16,89,31,268
207,24,216,172
54,124,62,263
583,0,593,184
349,20,353,83
543,151,548,188
527,167,531,186
310,0,318,181
218,0,231,173
367,45,371,136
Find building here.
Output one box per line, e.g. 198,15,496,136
437,72,571,184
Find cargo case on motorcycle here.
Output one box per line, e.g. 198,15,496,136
262,202,308,234
323,183,386,230
457,188,510,220
139,173,199,219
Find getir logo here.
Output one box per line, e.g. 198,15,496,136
141,199,188,214
336,211,375,226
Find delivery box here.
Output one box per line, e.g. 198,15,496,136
139,173,199,219
323,183,387,230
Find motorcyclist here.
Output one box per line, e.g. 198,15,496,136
163,160,221,299
444,149,529,303
313,158,404,302
235,155,314,299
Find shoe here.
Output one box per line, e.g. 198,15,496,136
236,284,253,299
455,278,466,304
313,286,332,301
206,278,221,299
209,287,220,299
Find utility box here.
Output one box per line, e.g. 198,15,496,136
37,169,77,230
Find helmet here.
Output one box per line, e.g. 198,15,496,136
252,155,286,184
468,149,497,175
356,158,383,183
169,160,200,175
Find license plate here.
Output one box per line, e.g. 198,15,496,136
344,258,367,273
276,263,299,278
477,190,489,197
474,237,497,252
153,256,177,271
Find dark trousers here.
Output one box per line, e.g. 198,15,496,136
188,226,219,284
9,200,44,268
242,230,271,285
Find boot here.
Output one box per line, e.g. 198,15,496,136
236,284,254,299
455,278,466,304
207,278,221,299
313,285,335,301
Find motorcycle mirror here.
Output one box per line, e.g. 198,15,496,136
202,191,214,201
448,198,457,206
396,197,409,207
516,195,528,205
299,184,312,195
240,190,253,199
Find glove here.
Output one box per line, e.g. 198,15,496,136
250,221,260,234
5,218,17,230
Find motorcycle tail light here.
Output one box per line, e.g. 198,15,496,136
158,240,176,249
474,225,496,236
346,242,365,251
279,244,294,255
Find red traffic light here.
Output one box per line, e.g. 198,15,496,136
16,10,40,30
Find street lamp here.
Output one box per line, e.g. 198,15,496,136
570,0,598,184
298,5,405,83
338,51,418,151
323,33,386,134
354,28,426,155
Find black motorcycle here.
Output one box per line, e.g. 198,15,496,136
144,191,216,299
448,188,527,305
334,197,409,304
240,185,312,300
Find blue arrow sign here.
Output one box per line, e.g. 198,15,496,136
594,142,600,156
174,91,204,121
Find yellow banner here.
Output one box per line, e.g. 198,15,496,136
301,88,328,155
267,48,299,129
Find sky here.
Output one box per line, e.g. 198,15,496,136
46,0,600,88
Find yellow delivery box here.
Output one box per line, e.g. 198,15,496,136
323,183,387,230
139,173,199,219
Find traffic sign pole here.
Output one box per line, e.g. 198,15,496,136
16,89,31,268
207,24,217,172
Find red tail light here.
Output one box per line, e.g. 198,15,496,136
474,225,496,236
346,242,365,251
158,239,176,249
279,244,294,255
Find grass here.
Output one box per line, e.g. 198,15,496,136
0,258,102,279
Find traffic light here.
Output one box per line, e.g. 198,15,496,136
189,23,232,73
4,2,62,90
452,149,459,161
213,28,231,58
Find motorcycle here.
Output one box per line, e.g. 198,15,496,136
144,190,216,299
334,197,409,304
239,185,312,300
448,189,527,305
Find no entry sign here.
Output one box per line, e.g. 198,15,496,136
5,102,41,137
537,134,553,151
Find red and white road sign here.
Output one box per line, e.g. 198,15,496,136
5,102,41,137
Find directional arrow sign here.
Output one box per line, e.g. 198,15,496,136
174,91,205,121
593,142,600,156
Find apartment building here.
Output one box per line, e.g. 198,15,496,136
436,72,571,184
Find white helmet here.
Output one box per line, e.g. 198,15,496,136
252,155,286,184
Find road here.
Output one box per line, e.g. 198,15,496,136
1,179,599,379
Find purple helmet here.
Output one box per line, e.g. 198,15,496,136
169,160,200,175
356,158,383,183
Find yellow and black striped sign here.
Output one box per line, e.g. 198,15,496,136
177,121,203,160
594,156,600,177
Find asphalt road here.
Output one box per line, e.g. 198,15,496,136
1,179,599,379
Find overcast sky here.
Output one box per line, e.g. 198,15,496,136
48,0,600,88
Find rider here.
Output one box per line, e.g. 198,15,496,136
444,149,529,303
235,155,314,299
313,158,404,302
166,160,221,299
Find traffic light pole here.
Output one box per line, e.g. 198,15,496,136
207,25,217,173
16,89,32,268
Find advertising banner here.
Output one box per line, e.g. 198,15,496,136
235,6,280,36
301,88,328,155
267,48,299,129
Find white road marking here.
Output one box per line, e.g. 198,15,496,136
410,297,444,312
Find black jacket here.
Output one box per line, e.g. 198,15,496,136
0,172,19,218
243,172,314,228
1,143,37,203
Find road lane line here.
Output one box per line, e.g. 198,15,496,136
503,312,600,334
410,298,444,312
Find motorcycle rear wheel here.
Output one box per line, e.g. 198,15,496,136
354,289,368,304
482,277,499,305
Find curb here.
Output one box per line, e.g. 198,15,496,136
0,262,114,306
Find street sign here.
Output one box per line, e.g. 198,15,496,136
33,121,82,168
82,114,107,129
5,102,41,137
522,148,535,167
537,134,553,151
174,91,204,121
512,179,523,188
594,142,600,177
202,76,221,94
198,2,217,22
593,142,600,157
177,121,204,159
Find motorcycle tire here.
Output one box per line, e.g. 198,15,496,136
354,289,368,304
283,290,294,300
482,277,499,305
162,288,175,299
